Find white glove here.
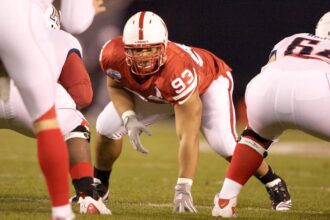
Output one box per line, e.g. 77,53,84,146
122,110,151,154
173,183,198,213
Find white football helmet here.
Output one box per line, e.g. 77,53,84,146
123,11,168,76
44,4,61,30
315,11,330,39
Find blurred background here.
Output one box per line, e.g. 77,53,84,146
72,0,330,123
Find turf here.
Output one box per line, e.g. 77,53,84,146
0,122,329,219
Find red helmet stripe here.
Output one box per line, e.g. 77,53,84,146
138,11,146,40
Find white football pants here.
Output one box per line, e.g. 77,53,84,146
0,0,57,121
0,82,86,137
246,57,330,141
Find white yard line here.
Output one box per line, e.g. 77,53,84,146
0,197,48,202
147,203,325,215
0,197,326,215
269,142,330,156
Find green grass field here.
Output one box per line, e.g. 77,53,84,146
0,121,329,219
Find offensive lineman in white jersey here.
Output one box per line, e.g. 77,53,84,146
0,0,106,219
212,12,330,218
0,4,111,215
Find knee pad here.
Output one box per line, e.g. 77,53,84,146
64,124,90,142
238,128,272,158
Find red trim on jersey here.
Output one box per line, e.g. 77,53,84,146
139,11,146,40
226,73,237,141
80,119,89,127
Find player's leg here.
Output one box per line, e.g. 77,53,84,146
0,2,72,219
66,123,111,215
54,84,111,214
94,133,123,201
0,81,35,136
200,72,238,157
93,101,124,200
200,72,290,215
212,69,289,217
200,72,278,177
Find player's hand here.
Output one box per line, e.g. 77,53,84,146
124,114,151,154
93,0,106,15
173,183,198,213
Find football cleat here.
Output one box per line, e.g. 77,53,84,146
212,193,237,218
78,195,112,215
266,177,292,211
93,178,110,202
70,178,109,203
69,195,79,203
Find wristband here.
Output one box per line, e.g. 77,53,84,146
121,110,136,124
177,178,193,186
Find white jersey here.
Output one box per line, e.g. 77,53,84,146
269,33,330,71
32,0,53,10
245,33,330,141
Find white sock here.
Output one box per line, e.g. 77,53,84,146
219,178,242,199
52,203,74,219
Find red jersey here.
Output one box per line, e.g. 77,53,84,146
99,36,231,105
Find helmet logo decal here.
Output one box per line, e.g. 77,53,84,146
139,11,146,40
105,69,122,81
154,86,163,99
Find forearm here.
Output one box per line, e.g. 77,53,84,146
175,91,202,180
174,100,201,213
178,135,199,179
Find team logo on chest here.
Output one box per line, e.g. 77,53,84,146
148,86,168,103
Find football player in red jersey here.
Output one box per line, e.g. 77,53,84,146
94,11,290,213
212,12,330,218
